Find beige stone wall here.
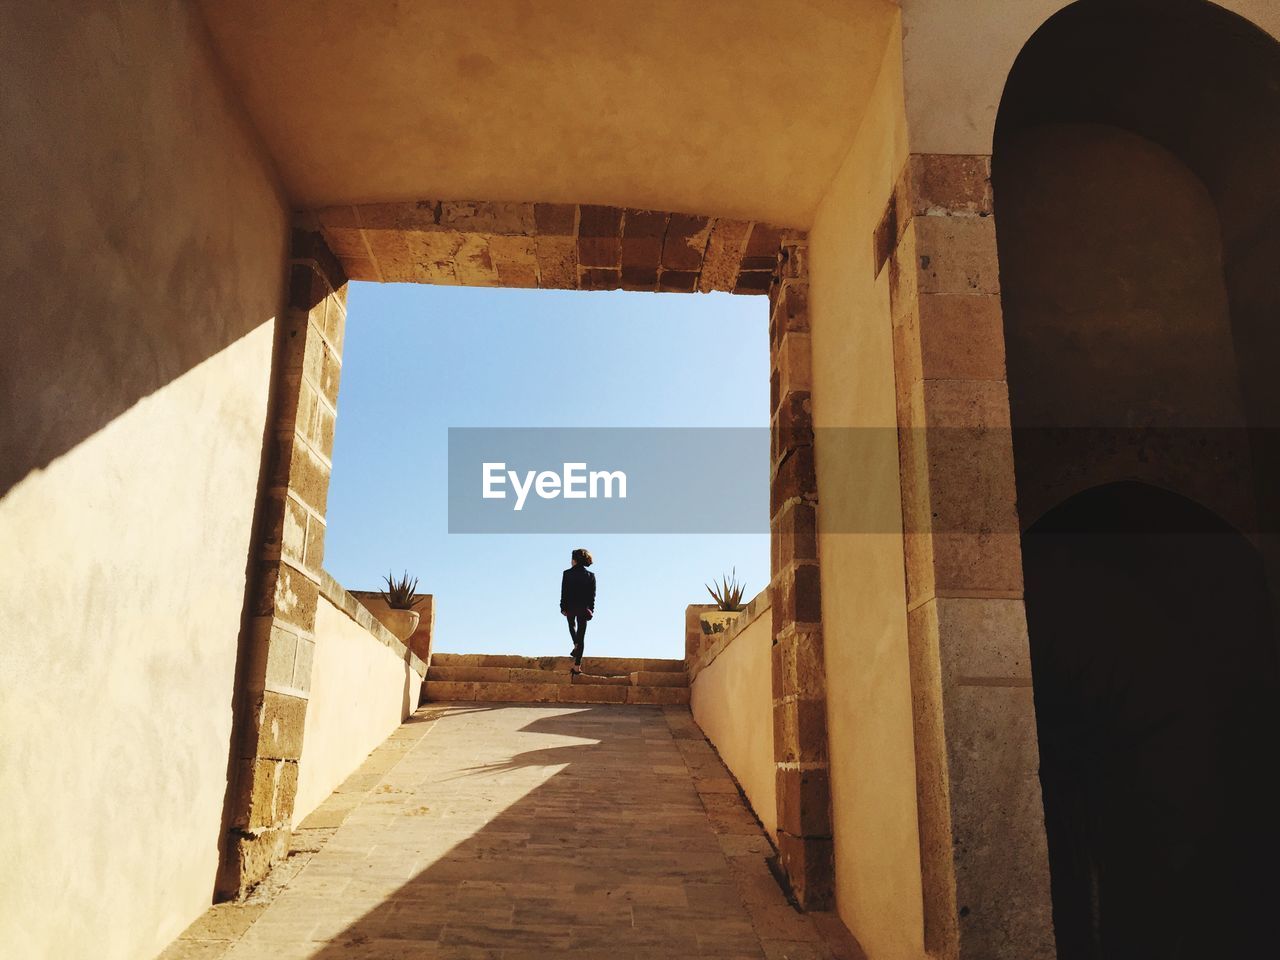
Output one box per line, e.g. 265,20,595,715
900,0,1280,155
0,2,288,959
805,17,926,959
293,589,426,825
689,591,777,841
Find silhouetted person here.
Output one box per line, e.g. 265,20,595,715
560,548,595,676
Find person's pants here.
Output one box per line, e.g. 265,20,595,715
565,613,588,665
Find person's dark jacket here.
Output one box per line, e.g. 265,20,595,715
560,565,596,615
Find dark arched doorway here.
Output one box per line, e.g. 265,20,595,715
994,2,1280,957
1023,483,1279,958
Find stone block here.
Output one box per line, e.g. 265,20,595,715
774,331,813,397
316,335,342,406
742,223,785,272
256,690,308,760
932,597,1032,683
769,281,810,351
402,230,465,283
424,680,479,701
777,832,834,911
454,235,500,286
734,270,774,295
281,494,307,566
621,265,659,291
770,445,817,517
772,501,818,570
662,213,712,271
700,218,751,292
510,667,569,685
944,685,1053,960
535,235,577,288
917,381,1023,597
622,209,667,267
579,266,621,290
439,200,535,235
287,440,331,515
888,225,920,321
560,684,628,704
773,698,796,764
577,204,623,267
303,510,326,573
658,269,699,293
318,224,367,262
776,766,832,836
271,565,319,633
292,637,316,694
772,562,822,627
312,399,336,457
795,697,829,763
263,626,298,690
427,665,510,683
224,826,291,898
488,235,539,289
628,685,690,705
908,154,993,218
354,201,439,231
631,670,687,688
772,390,814,464
534,202,577,236
786,626,826,700
913,215,1000,297
917,293,1007,383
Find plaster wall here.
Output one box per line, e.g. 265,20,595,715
900,0,1280,155
0,2,288,958
294,596,425,825
807,20,923,958
689,599,777,841
196,0,899,227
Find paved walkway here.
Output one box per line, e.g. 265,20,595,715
162,703,844,960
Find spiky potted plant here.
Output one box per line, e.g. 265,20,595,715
700,568,747,636
378,570,424,642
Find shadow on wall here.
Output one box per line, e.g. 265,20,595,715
0,2,289,500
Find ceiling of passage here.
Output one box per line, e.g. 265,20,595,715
197,0,898,228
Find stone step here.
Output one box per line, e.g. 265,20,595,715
431,653,686,674
630,670,688,688
425,679,690,706
427,664,689,687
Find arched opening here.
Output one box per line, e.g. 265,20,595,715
1024,483,1279,957
994,1,1280,956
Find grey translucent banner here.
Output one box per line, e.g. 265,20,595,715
447,427,1280,534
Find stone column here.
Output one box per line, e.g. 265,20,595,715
882,156,1054,958
768,241,833,910
217,229,347,897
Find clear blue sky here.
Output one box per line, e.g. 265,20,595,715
325,282,769,660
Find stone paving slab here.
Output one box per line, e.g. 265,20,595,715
161,703,856,960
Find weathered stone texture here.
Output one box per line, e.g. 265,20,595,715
308,199,801,297
886,154,1053,960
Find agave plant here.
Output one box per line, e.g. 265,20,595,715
381,570,423,610
705,567,747,612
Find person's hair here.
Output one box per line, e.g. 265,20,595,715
571,548,593,567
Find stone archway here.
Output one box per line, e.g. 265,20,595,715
994,1,1280,955
1023,483,1280,957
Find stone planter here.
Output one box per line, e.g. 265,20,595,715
379,608,420,642
699,609,743,635
351,592,435,661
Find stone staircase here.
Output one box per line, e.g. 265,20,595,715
425,653,689,705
